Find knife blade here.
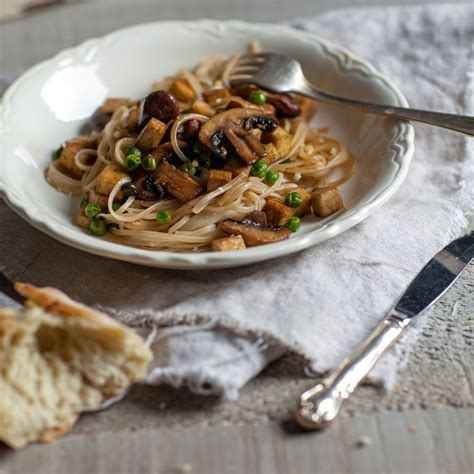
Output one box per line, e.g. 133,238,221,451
295,231,473,430
392,231,474,320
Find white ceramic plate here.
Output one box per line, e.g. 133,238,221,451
0,20,414,269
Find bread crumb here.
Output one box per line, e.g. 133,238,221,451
355,435,372,448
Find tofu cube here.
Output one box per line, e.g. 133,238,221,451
191,99,215,117
261,143,281,166
154,162,203,202
244,210,267,227
223,156,251,178
95,165,128,196
102,98,134,114
136,118,167,151
290,187,312,217
169,79,195,102
76,210,92,229
311,187,344,217
202,88,231,107
88,189,110,211
57,137,97,180
264,198,295,226
207,169,233,192
271,126,292,158
211,235,246,252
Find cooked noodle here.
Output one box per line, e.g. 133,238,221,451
47,44,354,252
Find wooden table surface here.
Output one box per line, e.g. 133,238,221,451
0,1,472,473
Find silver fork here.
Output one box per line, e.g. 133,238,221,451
230,52,474,136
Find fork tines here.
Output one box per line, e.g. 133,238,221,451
229,53,267,82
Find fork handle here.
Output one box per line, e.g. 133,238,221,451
299,81,474,135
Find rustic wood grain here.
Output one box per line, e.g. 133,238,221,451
0,1,472,473
2,408,473,474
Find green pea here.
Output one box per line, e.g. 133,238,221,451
84,202,102,218
249,90,267,106
52,145,63,161
156,210,172,225
181,161,196,177
127,155,142,170
126,147,142,170
112,203,121,212
250,161,268,178
89,218,107,236
265,170,279,185
142,155,157,171
127,146,141,158
285,191,303,208
286,216,301,233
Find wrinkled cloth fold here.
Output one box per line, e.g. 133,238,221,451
0,3,472,399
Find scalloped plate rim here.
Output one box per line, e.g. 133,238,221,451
0,19,415,269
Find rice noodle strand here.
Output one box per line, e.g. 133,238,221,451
46,49,354,252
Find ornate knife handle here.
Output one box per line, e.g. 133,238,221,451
294,315,410,429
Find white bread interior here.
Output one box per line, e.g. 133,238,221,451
0,283,152,449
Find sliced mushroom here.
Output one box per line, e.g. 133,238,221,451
149,141,189,167
219,219,290,246
234,85,301,118
180,119,201,141
154,161,203,203
243,133,267,157
243,210,267,227
140,90,180,128
222,124,255,164
224,97,277,116
120,182,138,198
199,108,278,164
265,93,301,118
132,169,165,201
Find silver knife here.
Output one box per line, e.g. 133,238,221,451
294,231,474,430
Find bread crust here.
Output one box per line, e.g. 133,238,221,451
38,417,78,444
16,283,125,328
0,283,152,449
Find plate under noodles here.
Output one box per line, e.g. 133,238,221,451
47,43,355,253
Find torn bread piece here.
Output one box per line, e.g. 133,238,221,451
0,283,152,450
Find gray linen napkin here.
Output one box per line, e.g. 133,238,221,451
0,3,472,399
